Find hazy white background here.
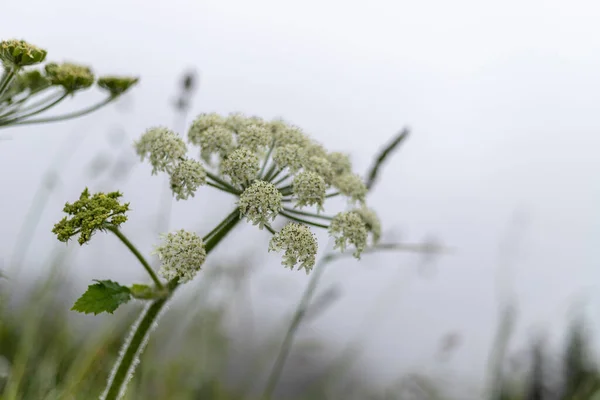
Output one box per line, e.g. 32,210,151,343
1,0,599,393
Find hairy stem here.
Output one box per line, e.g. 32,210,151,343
101,210,241,400
105,225,163,289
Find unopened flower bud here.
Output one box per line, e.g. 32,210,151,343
0,39,47,68
45,63,95,92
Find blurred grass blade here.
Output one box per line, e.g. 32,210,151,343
365,127,410,191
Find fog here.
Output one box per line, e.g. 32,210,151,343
1,0,599,393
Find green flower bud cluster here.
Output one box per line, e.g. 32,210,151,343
0,40,47,68
97,76,139,96
45,62,95,92
52,188,130,245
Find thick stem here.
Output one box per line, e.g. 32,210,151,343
207,180,240,195
101,210,241,400
105,225,164,289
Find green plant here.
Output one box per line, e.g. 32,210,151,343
0,39,137,131
50,112,412,399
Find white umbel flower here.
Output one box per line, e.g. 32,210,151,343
328,211,368,259
134,127,187,175
169,159,207,200
333,173,367,204
221,148,260,186
189,124,235,163
238,180,282,229
153,230,206,283
292,171,327,211
269,223,317,273
352,207,382,244
238,124,272,152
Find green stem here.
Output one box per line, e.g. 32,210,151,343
0,92,69,126
279,211,329,229
102,210,241,400
206,171,242,194
207,180,239,195
6,95,116,127
273,173,290,186
262,255,330,399
282,207,333,221
326,191,340,198
264,223,276,234
0,90,63,120
263,164,278,182
105,225,164,289
202,208,240,242
0,68,17,99
259,142,275,179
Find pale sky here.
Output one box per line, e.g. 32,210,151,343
1,0,600,395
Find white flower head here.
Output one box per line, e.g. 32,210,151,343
273,144,306,173
189,125,235,164
238,124,272,153
303,156,334,184
353,207,381,244
333,173,367,204
327,152,352,176
153,230,206,283
292,171,327,211
188,112,226,135
221,147,260,186
169,158,207,200
272,125,310,148
269,222,318,274
303,140,328,159
328,211,368,259
238,180,283,229
134,127,187,175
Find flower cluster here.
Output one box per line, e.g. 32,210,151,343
152,230,206,283
134,112,381,275
52,188,130,245
0,39,47,68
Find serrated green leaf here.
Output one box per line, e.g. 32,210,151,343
71,280,132,315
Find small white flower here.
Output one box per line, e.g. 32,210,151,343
333,173,367,204
302,156,334,184
328,211,368,259
269,222,318,273
188,112,226,135
327,152,352,176
221,147,260,186
238,124,272,153
292,171,327,211
134,127,187,175
273,144,306,173
153,230,206,283
352,207,381,244
189,125,235,164
272,125,309,148
169,159,207,200
238,180,283,229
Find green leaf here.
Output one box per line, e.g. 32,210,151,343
72,280,132,315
